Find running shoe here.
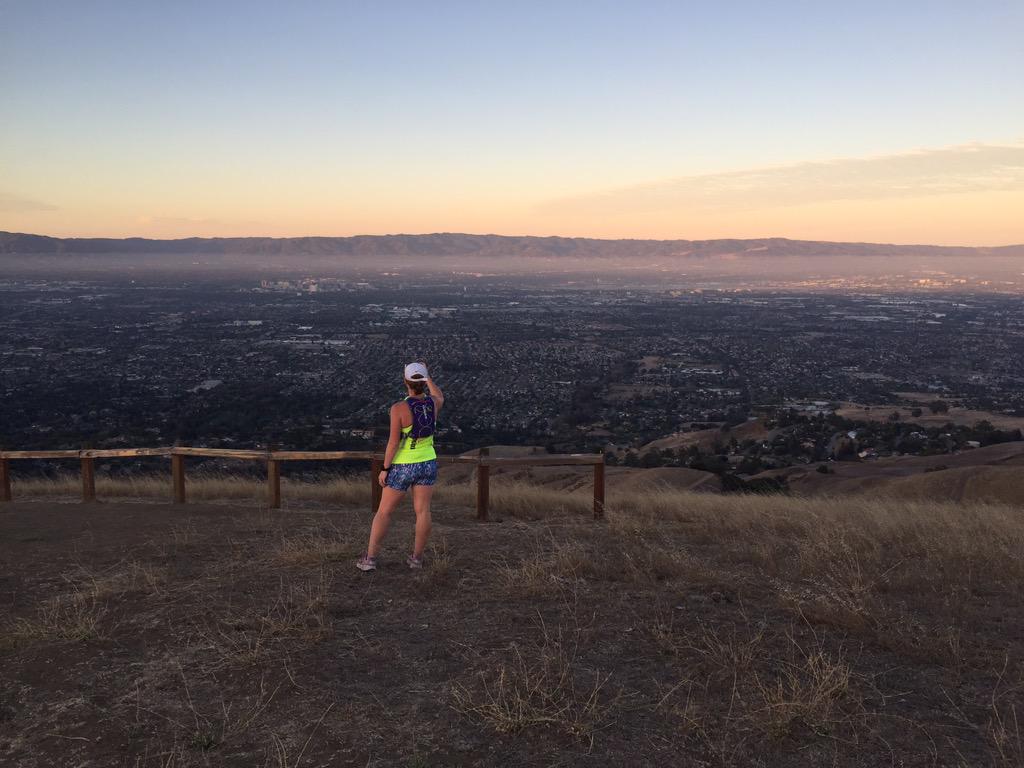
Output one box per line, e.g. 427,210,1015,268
356,554,378,571
407,554,424,570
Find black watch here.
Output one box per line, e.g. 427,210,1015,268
382,466,391,472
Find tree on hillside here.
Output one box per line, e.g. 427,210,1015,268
640,450,663,468
738,455,764,474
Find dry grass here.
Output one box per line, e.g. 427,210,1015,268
0,561,162,653
10,477,1022,648
192,571,331,670
6,476,1024,765
498,535,588,597
264,703,335,768
127,693,331,768
752,641,855,739
687,620,767,677
499,526,705,600
151,666,282,756
942,659,1024,768
66,560,168,601
1,592,108,651
274,526,354,567
988,700,1024,767
411,537,454,596
425,536,452,577
656,620,862,760
603,493,1024,625
13,471,1024,566
451,620,617,746
10,472,595,517
259,573,329,637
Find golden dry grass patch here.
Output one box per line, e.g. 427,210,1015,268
0,593,108,651
273,528,354,567
451,621,618,746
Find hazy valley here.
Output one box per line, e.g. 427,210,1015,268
3,231,1024,292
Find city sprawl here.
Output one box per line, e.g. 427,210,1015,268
2,276,1023,468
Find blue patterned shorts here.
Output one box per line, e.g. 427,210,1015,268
385,459,438,492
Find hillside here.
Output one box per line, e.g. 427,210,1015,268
757,441,1024,504
640,418,772,454
2,488,1022,766
837,399,1024,431
2,230,1022,259
479,442,1024,504
441,446,723,494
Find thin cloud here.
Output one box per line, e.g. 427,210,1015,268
540,143,1024,217
0,193,57,212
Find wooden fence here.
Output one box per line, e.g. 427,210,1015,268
0,446,605,520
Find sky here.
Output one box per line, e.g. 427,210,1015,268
1,1,1022,245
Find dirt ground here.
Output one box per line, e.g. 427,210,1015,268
2,498,1023,767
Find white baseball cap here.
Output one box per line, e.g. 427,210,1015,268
404,362,429,381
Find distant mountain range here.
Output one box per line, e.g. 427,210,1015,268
2,231,1022,259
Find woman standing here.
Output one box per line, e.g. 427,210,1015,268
357,362,444,571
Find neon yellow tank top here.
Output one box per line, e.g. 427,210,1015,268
392,424,436,464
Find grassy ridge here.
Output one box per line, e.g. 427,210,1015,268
2,478,1023,765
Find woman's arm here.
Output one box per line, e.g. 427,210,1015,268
379,403,403,485
426,376,444,414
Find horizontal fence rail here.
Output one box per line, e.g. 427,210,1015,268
0,446,606,520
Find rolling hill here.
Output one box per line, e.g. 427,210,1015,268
3,230,1022,259
753,440,1024,504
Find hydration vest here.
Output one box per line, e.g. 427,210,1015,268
406,395,435,449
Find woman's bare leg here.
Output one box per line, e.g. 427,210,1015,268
366,487,405,557
410,484,434,558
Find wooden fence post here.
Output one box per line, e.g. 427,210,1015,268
267,459,281,509
171,454,186,504
370,457,383,514
0,458,11,502
476,447,490,521
81,456,96,503
593,452,605,519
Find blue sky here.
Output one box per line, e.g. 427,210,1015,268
2,1,1022,242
